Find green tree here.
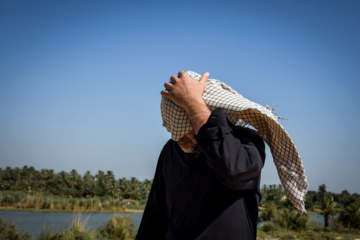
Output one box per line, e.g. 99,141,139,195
260,202,277,222
118,177,129,199
68,169,83,197
105,170,116,196
96,170,107,196
59,170,71,196
83,170,96,197
338,200,360,229
315,194,338,227
305,190,317,211
318,184,327,200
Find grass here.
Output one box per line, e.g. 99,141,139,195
2,191,360,239
1,214,137,240
257,220,360,240
257,229,360,240
0,191,145,213
2,214,360,240
39,214,137,240
0,217,33,240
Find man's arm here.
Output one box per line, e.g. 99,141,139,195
161,71,265,190
161,70,211,134
195,108,266,190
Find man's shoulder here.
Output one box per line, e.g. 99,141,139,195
157,139,185,171
232,125,260,138
232,125,266,159
159,139,180,157
163,138,176,150
232,125,265,147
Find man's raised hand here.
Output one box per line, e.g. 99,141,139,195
161,71,209,112
161,71,211,134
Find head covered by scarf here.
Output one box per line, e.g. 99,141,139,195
161,70,308,214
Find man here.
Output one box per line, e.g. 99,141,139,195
136,71,267,239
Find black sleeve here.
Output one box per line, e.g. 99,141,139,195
195,108,265,190
135,148,168,240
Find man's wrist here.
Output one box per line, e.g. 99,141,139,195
184,98,206,113
185,100,211,134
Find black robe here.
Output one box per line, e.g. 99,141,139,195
136,108,266,240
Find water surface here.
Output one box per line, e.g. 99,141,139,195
0,210,142,239
0,210,325,239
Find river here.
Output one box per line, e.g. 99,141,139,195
0,210,143,239
0,210,325,239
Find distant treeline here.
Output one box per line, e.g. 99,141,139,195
1,166,360,239
260,183,360,229
1,166,360,207
0,166,152,200
1,166,360,229
260,183,360,211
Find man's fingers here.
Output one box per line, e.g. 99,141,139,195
164,82,173,91
178,70,186,78
170,75,178,84
199,72,210,87
161,90,171,97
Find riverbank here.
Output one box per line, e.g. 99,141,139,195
257,228,360,240
0,212,139,240
0,191,145,213
0,206,144,213
2,211,360,240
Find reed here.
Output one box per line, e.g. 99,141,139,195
38,214,137,240
38,223,53,240
2,213,360,240
0,191,138,212
97,214,137,240
0,217,34,240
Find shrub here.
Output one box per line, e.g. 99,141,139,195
261,221,276,232
275,209,310,231
97,215,137,240
310,221,324,232
0,217,33,240
338,200,360,229
261,202,277,222
277,232,296,240
39,224,53,240
301,231,337,240
46,229,94,240
41,216,95,240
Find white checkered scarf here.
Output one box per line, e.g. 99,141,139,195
161,71,308,214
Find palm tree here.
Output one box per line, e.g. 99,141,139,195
83,171,95,197
59,171,71,196
105,170,116,195
338,201,360,229
69,169,83,197
315,194,338,227
39,169,55,192
95,170,106,196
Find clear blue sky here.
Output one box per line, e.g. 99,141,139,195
1,0,359,194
